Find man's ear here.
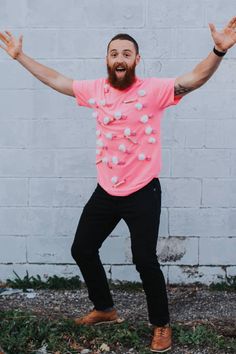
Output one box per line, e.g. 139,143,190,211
136,54,141,65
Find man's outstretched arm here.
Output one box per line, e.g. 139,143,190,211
174,16,236,98
0,30,74,97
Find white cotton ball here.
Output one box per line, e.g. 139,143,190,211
96,130,101,137
105,132,113,139
140,115,149,123
118,144,126,152
138,89,146,97
111,176,118,184
135,102,143,110
103,116,110,125
96,139,104,147
111,156,119,165
124,128,131,136
96,149,101,155
100,99,106,106
148,137,156,144
145,126,153,135
138,153,146,161
114,111,122,120
88,98,96,105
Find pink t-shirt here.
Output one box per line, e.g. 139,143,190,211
73,77,181,196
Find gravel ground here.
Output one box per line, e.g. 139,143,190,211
0,285,235,354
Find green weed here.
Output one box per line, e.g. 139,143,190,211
6,271,81,291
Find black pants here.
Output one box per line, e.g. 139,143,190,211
71,178,169,326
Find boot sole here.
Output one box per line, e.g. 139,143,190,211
94,317,125,325
150,346,172,353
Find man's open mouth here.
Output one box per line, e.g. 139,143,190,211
115,66,126,73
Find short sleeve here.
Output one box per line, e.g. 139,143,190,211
151,77,182,109
72,79,97,107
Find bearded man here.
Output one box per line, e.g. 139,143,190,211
1,17,236,352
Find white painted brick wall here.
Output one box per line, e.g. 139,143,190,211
0,0,236,284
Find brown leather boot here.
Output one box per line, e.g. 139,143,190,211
74,308,124,325
150,325,172,352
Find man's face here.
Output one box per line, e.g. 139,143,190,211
106,39,140,90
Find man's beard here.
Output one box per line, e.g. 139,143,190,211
107,62,136,90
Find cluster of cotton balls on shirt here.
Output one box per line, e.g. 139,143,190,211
91,88,157,186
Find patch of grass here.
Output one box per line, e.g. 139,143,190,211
0,310,235,354
209,276,236,291
0,310,150,354
6,271,81,291
173,323,236,352
109,280,143,292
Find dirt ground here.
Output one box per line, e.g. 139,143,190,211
0,285,235,354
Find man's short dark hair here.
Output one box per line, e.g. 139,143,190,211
107,33,139,54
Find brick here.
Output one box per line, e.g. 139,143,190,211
159,207,169,237
205,0,236,27
144,59,198,78
0,208,29,235
174,88,236,119
0,263,104,283
159,149,171,177
0,120,29,148
111,265,168,282
206,120,236,148
111,265,141,282
171,119,205,149
148,0,204,28
202,179,236,207
157,237,198,265
0,236,26,262
27,0,86,28
27,237,73,263
161,178,201,207
0,90,35,119
199,237,236,265
171,149,231,178
84,0,145,28
101,236,132,264
28,119,95,148
226,266,236,278
32,90,81,120
176,29,212,59
168,266,226,285
0,149,56,177
0,178,28,206
230,151,236,177
0,60,34,89
28,207,82,237
0,0,26,28
169,208,236,237
111,219,130,237
29,177,97,207
55,149,96,178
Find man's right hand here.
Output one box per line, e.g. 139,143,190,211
0,30,74,96
0,30,23,59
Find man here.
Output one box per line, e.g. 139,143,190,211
1,17,236,353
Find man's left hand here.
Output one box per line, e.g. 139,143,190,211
209,16,236,52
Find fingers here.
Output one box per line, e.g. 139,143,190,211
0,32,8,44
227,16,236,29
208,23,217,34
19,34,23,45
0,43,6,51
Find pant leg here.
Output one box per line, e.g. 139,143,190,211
71,184,121,310
121,178,170,326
